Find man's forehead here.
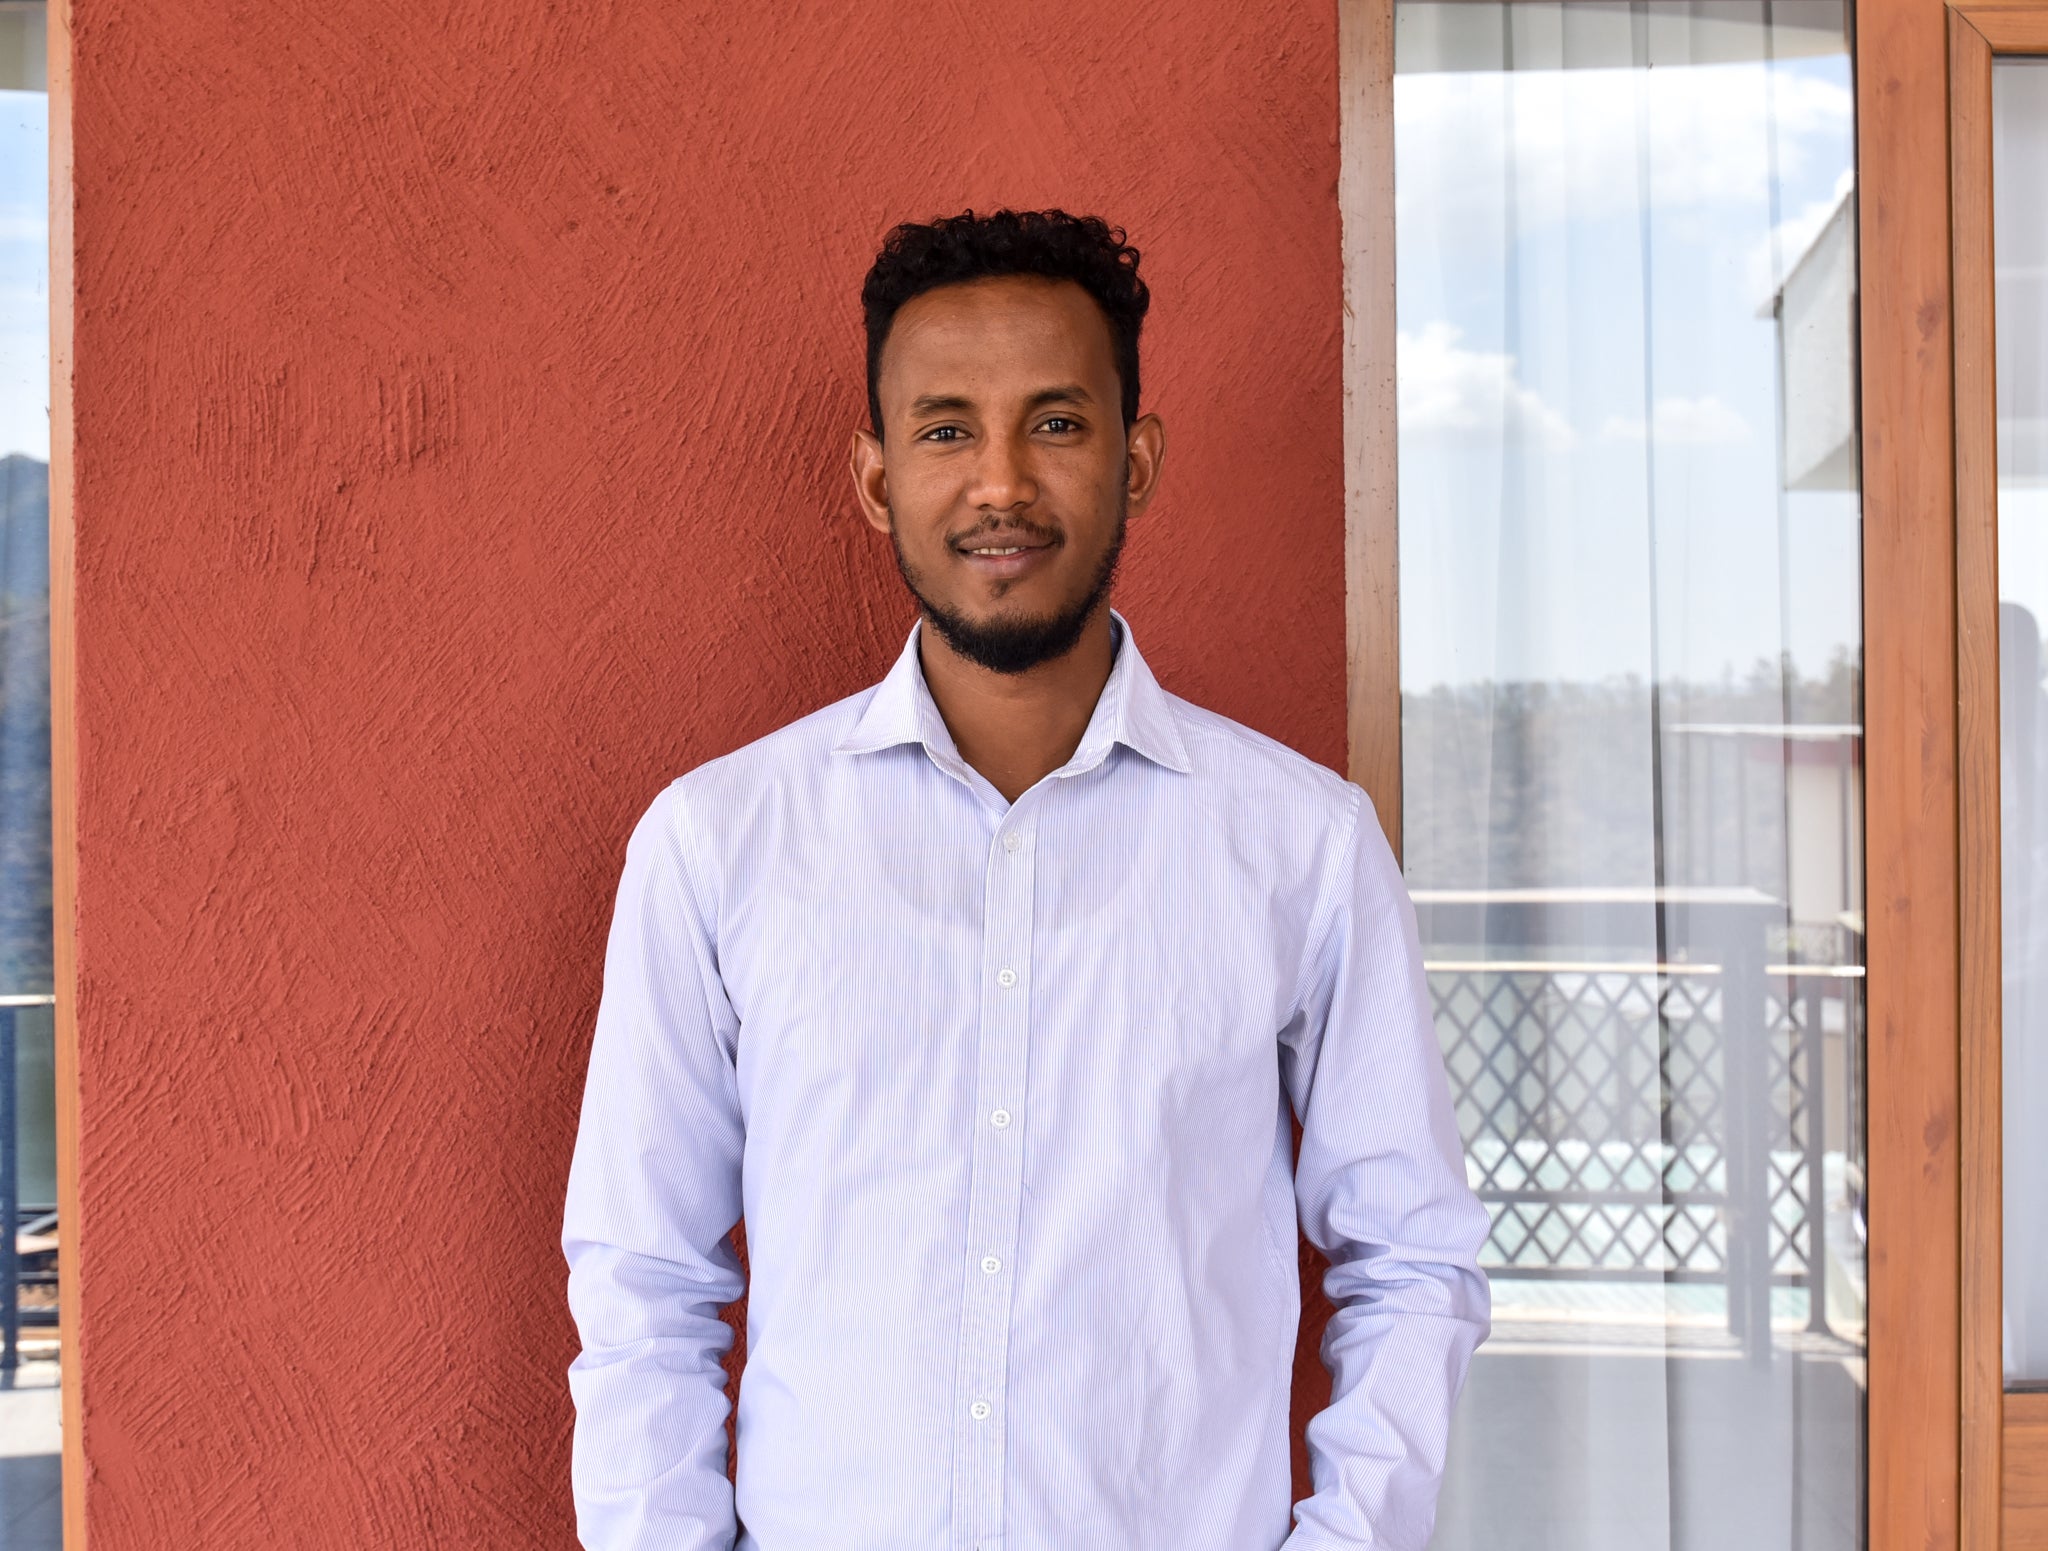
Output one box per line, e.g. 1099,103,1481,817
880,276,1117,399
876,276,1105,364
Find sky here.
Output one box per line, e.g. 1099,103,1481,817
1392,14,1863,690
0,87,44,464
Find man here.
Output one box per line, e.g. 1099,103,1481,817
561,209,1490,1551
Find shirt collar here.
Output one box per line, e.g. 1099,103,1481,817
833,606,1193,777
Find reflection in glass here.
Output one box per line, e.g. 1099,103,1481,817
1996,57,2048,1387
1391,3,1866,1545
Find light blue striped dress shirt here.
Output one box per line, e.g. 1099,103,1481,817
562,608,1491,1551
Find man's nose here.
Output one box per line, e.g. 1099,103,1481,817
964,431,1038,512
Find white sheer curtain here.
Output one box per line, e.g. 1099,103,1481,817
1389,3,1866,1545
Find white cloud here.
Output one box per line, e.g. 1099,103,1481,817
1394,61,1855,235
1398,321,1576,447
1599,394,1750,445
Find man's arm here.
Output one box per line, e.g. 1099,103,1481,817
562,782,746,1551
1278,786,1492,1550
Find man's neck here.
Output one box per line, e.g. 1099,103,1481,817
918,607,1117,805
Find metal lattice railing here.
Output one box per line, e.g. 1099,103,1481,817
1432,963,1732,1281
1427,960,1847,1332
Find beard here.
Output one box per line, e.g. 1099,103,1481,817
888,489,1128,675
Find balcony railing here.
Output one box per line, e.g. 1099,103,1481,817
0,992,54,1370
1413,888,1863,1360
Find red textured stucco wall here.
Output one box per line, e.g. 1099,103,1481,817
64,0,1344,1543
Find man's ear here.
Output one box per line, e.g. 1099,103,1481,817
850,429,892,536
1124,413,1166,519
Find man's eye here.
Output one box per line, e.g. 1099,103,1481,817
922,426,965,442
1041,417,1079,434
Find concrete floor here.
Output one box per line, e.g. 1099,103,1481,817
0,1358,60,1551
1432,1337,1863,1550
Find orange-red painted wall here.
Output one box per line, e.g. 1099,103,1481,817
67,1,1344,1542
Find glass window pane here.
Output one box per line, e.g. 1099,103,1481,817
1390,3,1866,1544
0,9,50,1230
1995,55,2048,1388
0,0,58,1493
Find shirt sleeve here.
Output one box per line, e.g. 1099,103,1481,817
1277,785,1493,1550
562,781,747,1551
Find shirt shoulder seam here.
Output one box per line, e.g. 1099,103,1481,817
1287,780,1366,1016
1166,696,1351,789
650,777,722,939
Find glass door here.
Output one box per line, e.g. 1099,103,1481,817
1385,3,1867,1544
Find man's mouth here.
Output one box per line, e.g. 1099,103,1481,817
954,532,1059,578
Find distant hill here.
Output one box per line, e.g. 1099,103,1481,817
0,455,46,598
1403,651,1862,911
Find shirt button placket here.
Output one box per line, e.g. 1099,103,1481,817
949,810,1037,1551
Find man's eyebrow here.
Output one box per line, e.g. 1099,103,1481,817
905,385,1097,420
1024,384,1094,411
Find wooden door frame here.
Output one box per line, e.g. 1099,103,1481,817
1952,6,2048,1546
1338,0,1969,1545
1859,1,1963,1544
1341,0,1399,855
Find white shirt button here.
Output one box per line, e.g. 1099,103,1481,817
990,1108,1012,1129
997,967,1018,988
1002,831,1022,853
970,1400,992,1421
981,1255,1002,1275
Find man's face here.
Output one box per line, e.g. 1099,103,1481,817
851,275,1165,673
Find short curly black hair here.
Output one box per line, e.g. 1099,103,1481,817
861,208,1150,438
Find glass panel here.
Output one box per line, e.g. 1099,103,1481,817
0,4,50,1223
1390,3,1866,1545
0,1,59,1496
1996,55,2048,1388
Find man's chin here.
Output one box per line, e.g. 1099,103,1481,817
917,594,1101,675
888,508,1126,676
940,595,1062,636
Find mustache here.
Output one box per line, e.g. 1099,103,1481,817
947,515,1062,549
